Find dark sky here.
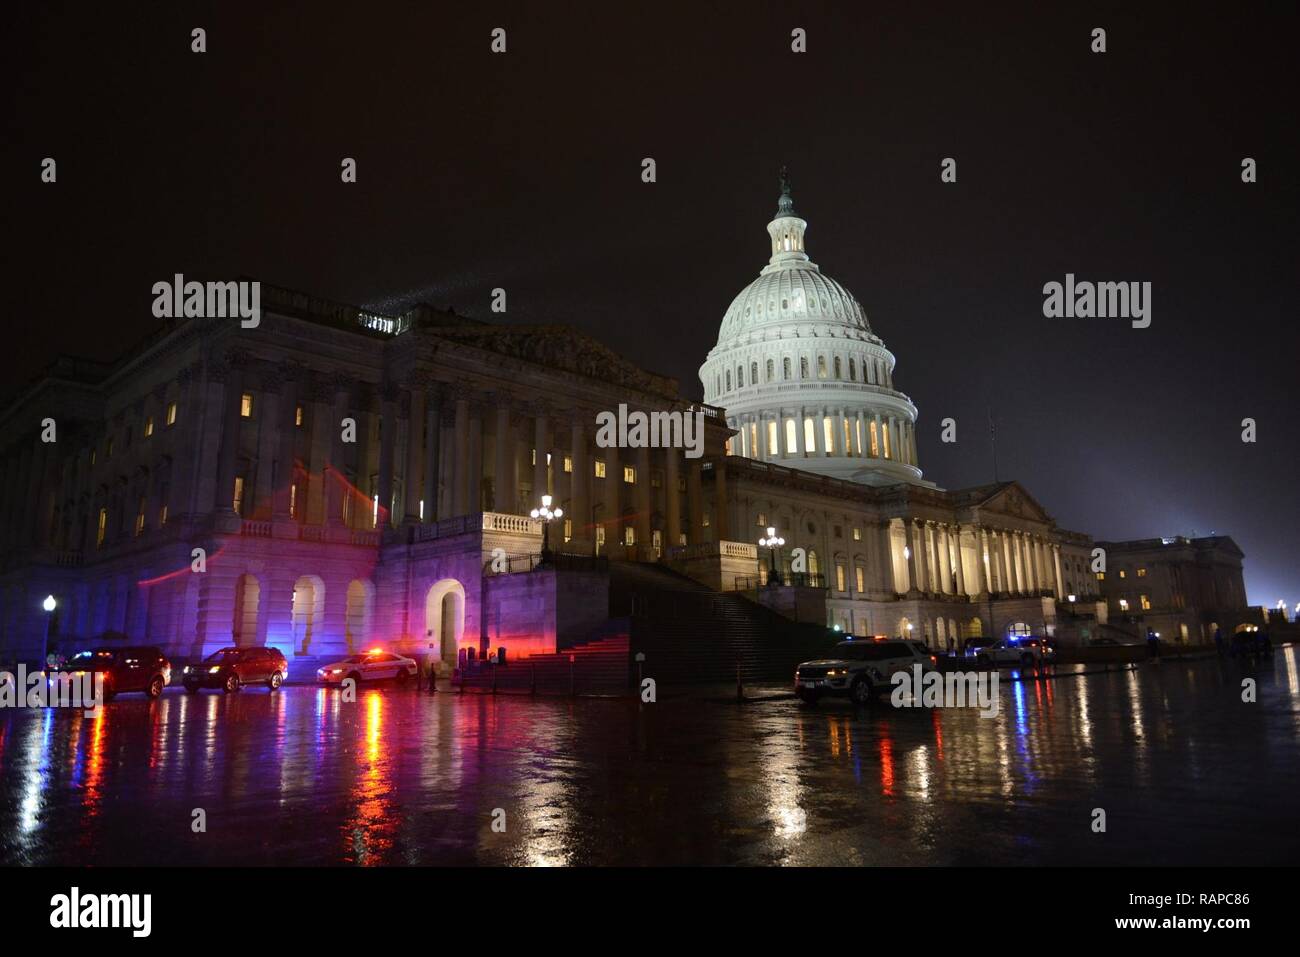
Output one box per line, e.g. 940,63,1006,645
8,3,1298,606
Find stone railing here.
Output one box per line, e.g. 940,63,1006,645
409,512,541,544
240,520,273,538
482,512,542,535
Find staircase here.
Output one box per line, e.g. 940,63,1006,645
285,655,326,684
611,562,839,686
455,633,632,695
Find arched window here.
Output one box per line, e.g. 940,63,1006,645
766,359,774,382
817,356,828,379
783,357,791,380
808,550,820,576
800,357,809,379
833,356,842,379
751,362,758,385
848,358,856,381
726,370,732,391
736,366,744,388
1007,621,1032,638
784,418,797,453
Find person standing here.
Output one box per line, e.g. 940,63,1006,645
1146,628,1160,659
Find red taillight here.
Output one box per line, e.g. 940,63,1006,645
930,656,937,665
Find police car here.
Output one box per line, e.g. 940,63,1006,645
317,649,418,685
795,637,937,705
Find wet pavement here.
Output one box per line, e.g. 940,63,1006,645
2,649,1298,866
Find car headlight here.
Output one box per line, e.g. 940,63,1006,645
183,666,192,674
330,669,343,675
208,666,221,674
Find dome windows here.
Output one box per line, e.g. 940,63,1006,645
849,358,857,381
833,356,842,379
783,357,791,380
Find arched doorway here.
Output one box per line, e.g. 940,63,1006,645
292,575,325,654
344,580,374,653
424,579,466,664
232,574,260,646
964,617,983,639
897,615,911,639
1006,620,1032,638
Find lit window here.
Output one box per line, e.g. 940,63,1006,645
595,461,606,478
144,416,154,437
843,418,851,452
869,421,879,457
855,566,865,593
289,484,297,517
836,564,847,592
233,477,245,514
530,448,536,466
1118,569,1127,579
767,421,778,455
240,393,254,418
295,405,304,427
166,401,177,425
1140,594,1151,610
96,508,107,547
595,526,606,552
882,422,891,459
134,508,145,536
1137,568,1147,577
159,504,168,527
756,513,767,527
1118,598,1129,611
852,527,861,541
623,465,635,484
564,518,572,542
624,526,635,546
822,417,835,454
1096,572,1105,581
563,455,573,473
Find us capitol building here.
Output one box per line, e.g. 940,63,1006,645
0,174,1254,670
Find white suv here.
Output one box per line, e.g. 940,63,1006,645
975,637,1055,667
795,639,937,705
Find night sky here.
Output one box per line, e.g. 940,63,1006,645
8,3,1297,605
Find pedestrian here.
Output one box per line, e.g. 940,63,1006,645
425,642,438,694
1214,627,1224,657
1146,628,1159,659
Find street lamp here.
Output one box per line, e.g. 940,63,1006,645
530,494,563,568
758,526,785,584
41,594,56,671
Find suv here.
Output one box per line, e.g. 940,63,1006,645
795,639,937,705
976,637,1056,667
183,646,288,694
59,646,172,700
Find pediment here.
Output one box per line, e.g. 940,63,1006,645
965,481,1055,524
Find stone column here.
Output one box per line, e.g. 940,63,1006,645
273,369,299,520
952,526,967,596
875,520,896,595
533,410,549,501
635,445,651,548
937,524,952,594
494,399,515,514
665,447,682,549
1053,544,1065,597
377,383,398,529
835,409,847,457
977,528,990,594
404,386,425,524
686,461,703,544
907,520,925,593
213,358,244,513
305,380,332,524
253,380,280,520
328,376,352,526
452,393,470,516
423,388,442,523
468,403,484,512
713,459,729,541
569,416,589,547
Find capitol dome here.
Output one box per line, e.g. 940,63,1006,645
700,170,923,487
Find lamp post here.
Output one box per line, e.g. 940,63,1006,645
42,594,57,672
758,526,785,585
530,494,564,568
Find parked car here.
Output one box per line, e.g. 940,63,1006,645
59,646,172,699
317,650,418,686
962,636,998,658
795,638,937,705
183,646,287,693
975,636,1056,667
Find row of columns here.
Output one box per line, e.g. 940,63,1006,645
900,520,1064,598
731,407,916,466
